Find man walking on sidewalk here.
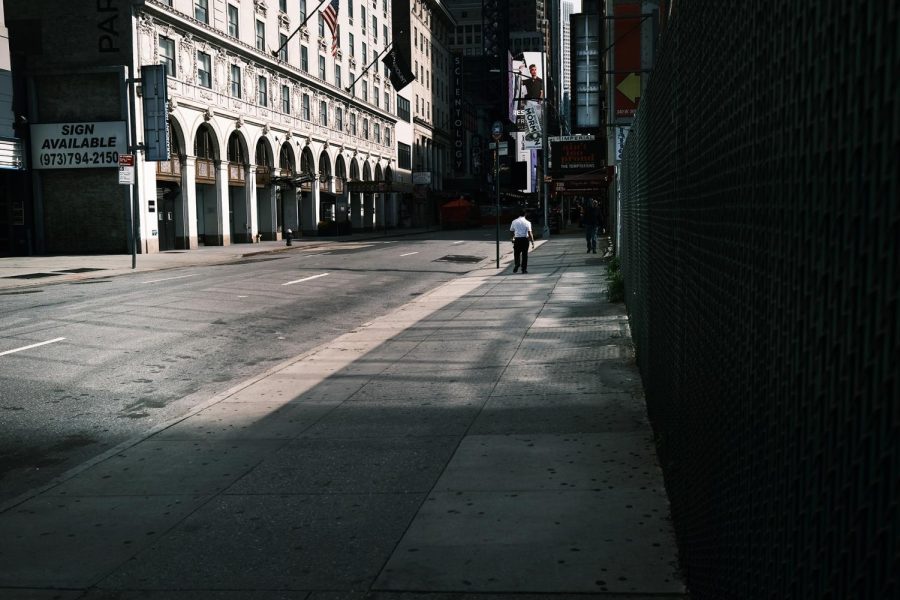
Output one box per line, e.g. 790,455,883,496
583,199,599,253
510,209,535,274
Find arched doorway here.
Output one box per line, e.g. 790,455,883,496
194,124,219,245
274,142,297,240
362,161,374,231
254,139,274,242
155,122,184,250
334,155,348,232
299,147,315,234
318,150,334,232
374,163,385,232
227,131,250,243
384,166,400,229
349,158,361,230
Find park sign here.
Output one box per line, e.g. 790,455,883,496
31,122,127,169
550,139,605,176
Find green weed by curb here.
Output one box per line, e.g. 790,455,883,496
606,257,624,302
607,256,620,274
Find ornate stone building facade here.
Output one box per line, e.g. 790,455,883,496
5,0,409,253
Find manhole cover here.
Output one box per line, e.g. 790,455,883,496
4,273,63,280
54,268,107,273
435,255,485,264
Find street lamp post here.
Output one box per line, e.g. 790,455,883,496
542,95,550,240
492,120,503,269
495,146,501,267
540,45,550,241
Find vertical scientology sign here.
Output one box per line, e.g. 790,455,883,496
452,54,466,175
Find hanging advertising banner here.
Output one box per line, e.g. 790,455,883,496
451,53,466,175
382,47,415,91
141,64,171,162
614,3,642,118
517,131,540,153
511,51,544,132
387,0,415,91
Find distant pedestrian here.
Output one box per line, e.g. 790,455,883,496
510,209,534,274
582,200,599,253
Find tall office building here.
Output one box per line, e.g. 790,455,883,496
509,0,546,32
558,0,574,133
399,0,456,226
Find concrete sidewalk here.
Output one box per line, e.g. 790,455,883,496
0,235,686,599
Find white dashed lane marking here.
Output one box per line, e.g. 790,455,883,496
0,337,67,358
283,272,330,286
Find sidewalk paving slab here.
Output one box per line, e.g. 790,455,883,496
0,234,687,600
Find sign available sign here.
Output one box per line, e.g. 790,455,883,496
31,121,127,169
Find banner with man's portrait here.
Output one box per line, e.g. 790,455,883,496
511,51,544,139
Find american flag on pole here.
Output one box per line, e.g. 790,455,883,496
321,0,340,57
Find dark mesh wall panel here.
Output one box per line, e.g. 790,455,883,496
618,2,898,598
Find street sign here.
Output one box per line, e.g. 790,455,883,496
118,154,135,185
489,142,508,156
491,120,503,141
613,3,642,118
548,134,596,142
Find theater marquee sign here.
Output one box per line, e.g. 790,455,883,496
549,139,605,176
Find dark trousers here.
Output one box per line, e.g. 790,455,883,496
513,237,530,271
585,225,597,251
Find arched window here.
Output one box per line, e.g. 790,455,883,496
195,125,216,159
227,133,247,163
279,144,294,174
300,148,314,175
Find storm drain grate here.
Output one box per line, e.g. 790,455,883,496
435,255,485,264
54,268,107,273
4,273,63,280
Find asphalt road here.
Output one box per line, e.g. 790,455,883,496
0,229,504,504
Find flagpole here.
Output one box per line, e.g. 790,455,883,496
271,0,332,58
345,43,394,94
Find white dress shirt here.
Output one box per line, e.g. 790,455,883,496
510,216,532,238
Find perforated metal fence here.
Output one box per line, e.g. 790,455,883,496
617,2,898,598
